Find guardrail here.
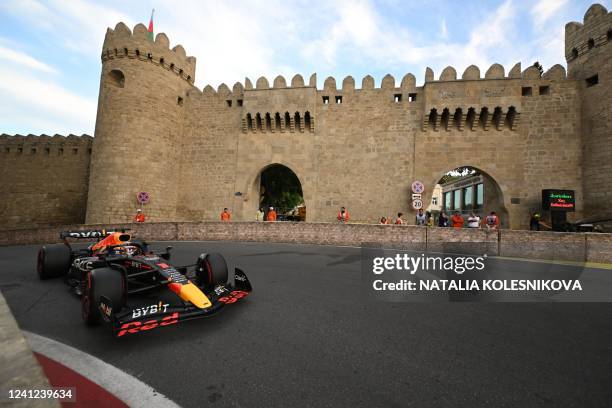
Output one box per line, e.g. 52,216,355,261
0,222,610,264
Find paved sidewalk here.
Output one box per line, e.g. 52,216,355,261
0,291,59,408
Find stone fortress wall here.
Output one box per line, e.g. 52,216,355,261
0,4,610,231
0,134,92,230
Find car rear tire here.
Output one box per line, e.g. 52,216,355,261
82,267,126,326
196,253,228,288
37,244,71,280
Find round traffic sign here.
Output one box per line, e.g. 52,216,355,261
411,181,425,194
412,199,423,210
137,191,150,204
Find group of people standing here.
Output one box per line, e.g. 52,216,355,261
419,209,500,229
374,208,500,229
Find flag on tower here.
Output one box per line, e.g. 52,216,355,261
148,9,154,41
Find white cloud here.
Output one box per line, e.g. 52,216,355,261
531,0,568,29
0,44,58,73
440,18,448,40
0,65,96,134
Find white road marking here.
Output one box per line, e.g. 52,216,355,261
24,331,181,408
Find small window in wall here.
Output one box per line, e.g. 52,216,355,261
45,148,50,155
87,148,92,154
226,100,232,107
608,30,612,41
571,48,578,59
586,74,598,87
237,99,243,107
588,38,595,49
408,93,417,102
394,94,402,103
177,96,184,106
31,148,36,154
539,85,550,95
58,148,63,156
5,147,9,153
246,113,253,130
160,57,165,65
463,186,473,211
475,183,484,209
453,190,462,211
17,147,23,154
521,86,532,96
335,95,342,104
73,148,78,154
107,69,125,88
322,96,329,104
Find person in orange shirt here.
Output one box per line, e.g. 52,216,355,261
134,209,145,223
337,207,350,223
267,206,277,222
220,208,231,222
451,211,464,229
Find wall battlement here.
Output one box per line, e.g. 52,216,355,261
0,134,92,156
102,22,196,84
565,4,611,64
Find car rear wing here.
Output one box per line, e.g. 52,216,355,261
60,229,130,240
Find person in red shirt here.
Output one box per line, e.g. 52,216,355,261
134,209,145,223
337,207,350,223
220,208,231,222
267,206,277,222
484,211,500,229
395,212,404,225
451,211,464,229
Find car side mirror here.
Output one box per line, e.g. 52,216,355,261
161,246,173,260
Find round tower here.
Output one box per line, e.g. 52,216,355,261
565,4,612,217
86,22,196,224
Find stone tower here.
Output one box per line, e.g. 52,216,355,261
85,23,196,224
565,4,612,218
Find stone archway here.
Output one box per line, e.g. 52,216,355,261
429,165,510,228
243,163,308,222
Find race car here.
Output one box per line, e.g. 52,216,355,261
36,229,252,337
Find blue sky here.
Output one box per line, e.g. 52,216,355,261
0,0,606,135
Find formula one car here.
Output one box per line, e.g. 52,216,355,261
36,229,252,337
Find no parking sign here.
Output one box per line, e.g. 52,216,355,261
411,181,425,194
137,191,150,205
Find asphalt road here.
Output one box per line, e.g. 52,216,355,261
1,241,612,408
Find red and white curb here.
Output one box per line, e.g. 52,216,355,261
24,331,181,408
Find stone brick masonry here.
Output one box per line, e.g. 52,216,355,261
0,4,610,232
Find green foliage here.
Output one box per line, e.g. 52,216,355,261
260,165,304,212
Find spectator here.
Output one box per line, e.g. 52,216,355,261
220,208,231,222
484,211,500,229
267,206,277,222
386,216,392,225
451,211,464,229
426,212,434,227
380,216,387,224
395,212,404,225
438,212,449,227
134,209,145,223
467,212,480,228
337,207,350,223
256,208,265,221
415,209,427,226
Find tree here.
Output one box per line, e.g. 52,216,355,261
533,61,544,77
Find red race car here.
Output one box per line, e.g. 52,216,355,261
37,229,252,337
